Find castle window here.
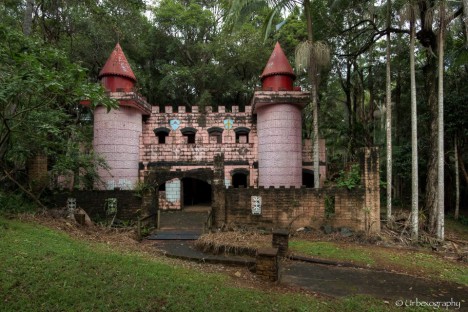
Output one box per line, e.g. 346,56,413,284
234,127,250,143
208,127,223,144
153,127,170,144
231,168,249,188
181,127,197,144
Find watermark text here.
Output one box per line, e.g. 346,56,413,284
395,298,461,310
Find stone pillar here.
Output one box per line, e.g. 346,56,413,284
212,153,226,227
360,147,380,234
255,247,279,281
272,229,289,257
27,153,48,191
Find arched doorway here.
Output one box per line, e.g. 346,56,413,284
182,177,211,207
302,169,314,188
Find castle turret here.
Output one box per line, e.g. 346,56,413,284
93,43,150,190
252,42,309,187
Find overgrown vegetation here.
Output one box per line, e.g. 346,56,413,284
0,192,37,214
335,164,361,190
324,195,335,219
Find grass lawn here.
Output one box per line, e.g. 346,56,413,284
290,225,468,286
0,216,411,312
289,240,468,285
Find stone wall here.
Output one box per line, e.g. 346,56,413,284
140,105,257,174
51,190,143,220
49,148,380,234
139,105,326,188
224,186,366,231
222,147,380,234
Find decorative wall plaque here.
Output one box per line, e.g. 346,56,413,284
105,198,118,216
169,119,180,131
251,196,262,215
223,118,233,130
67,198,76,217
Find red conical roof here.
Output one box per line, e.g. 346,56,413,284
260,42,296,80
98,43,136,81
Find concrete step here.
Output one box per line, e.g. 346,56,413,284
146,231,201,240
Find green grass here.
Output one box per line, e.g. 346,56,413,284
289,241,376,265
0,217,406,312
446,217,468,240
289,240,468,286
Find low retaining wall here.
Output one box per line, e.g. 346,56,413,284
224,186,367,232
50,190,143,220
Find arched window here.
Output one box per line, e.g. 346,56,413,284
208,127,223,143
231,168,249,188
181,127,197,144
154,127,170,144
234,127,250,143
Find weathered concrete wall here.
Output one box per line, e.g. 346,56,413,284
257,104,303,187
158,178,181,210
224,186,366,231
223,147,380,234
94,106,142,190
139,105,326,188
360,147,380,233
140,105,257,168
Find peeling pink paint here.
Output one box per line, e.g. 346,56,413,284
94,106,142,190
257,104,303,187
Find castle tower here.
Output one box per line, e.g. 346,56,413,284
252,42,309,187
93,43,151,190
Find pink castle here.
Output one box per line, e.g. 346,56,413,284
92,42,326,210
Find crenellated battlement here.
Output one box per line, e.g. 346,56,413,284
151,105,252,114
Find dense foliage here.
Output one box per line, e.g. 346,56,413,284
0,1,466,226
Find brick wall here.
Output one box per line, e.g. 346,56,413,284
224,186,366,231
223,147,380,234
51,190,143,220
140,105,258,166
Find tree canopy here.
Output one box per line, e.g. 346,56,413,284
0,0,467,235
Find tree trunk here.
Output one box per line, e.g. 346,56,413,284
454,135,459,220
418,0,439,234
385,0,392,222
304,1,320,188
23,0,35,36
463,0,468,47
410,10,419,240
436,0,445,241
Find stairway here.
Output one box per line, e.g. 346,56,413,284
146,205,211,240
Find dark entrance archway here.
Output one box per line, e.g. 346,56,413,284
302,169,314,188
144,167,223,232
182,177,211,206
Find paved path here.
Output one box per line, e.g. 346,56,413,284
154,240,468,307
147,207,468,306
282,262,467,304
